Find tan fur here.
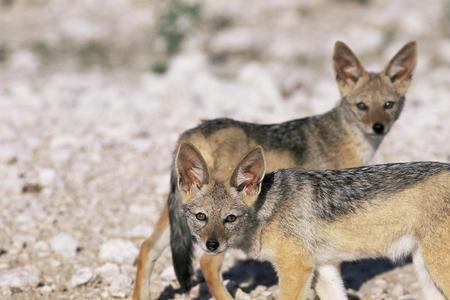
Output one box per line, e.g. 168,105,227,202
420,216,450,296
180,129,297,181
181,128,255,182
200,254,233,300
301,127,365,170
132,203,169,300
317,173,450,261
261,219,314,300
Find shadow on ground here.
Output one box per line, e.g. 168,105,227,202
157,257,412,299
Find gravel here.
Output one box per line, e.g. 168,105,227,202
0,0,449,299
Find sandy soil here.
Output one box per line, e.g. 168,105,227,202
0,0,449,299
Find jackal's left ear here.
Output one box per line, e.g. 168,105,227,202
384,41,417,94
176,142,209,194
333,41,366,96
230,146,266,199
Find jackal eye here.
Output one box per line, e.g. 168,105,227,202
384,101,394,109
356,102,368,111
224,214,237,223
195,212,207,221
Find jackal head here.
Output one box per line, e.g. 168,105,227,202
334,41,417,135
175,143,265,255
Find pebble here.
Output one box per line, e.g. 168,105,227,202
95,263,131,298
50,233,79,258
238,63,281,104
69,267,94,288
126,225,152,238
0,267,40,289
39,168,58,186
108,273,132,298
34,240,50,254
0,144,18,164
391,284,404,297
235,288,252,300
13,234,36,249
99,239,138,265
160,266,175,280
208,28,264,54
374,278,388,289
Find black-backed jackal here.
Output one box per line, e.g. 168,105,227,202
177,143,450,300
133,41,417,300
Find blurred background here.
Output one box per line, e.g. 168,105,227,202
0,0,449,299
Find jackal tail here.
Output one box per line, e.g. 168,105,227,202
168,171,194,291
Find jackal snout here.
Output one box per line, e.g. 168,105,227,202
199,229,227,254
372,122,384,135
334,41,417,136
205,238,220,251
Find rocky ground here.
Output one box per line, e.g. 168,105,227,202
0,0,449,299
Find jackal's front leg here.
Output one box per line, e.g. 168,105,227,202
315,264,347,300
200,253,233,300
274,245,314,300
277,264,313,300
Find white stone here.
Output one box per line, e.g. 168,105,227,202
238,63,281,104
96,263,131,298
15,212,33,224
0,144,18,163
99,239,138,264
108,272,132,298
168,52,207,78
59,17,108,44
392,284,404,297
235,288,252,300
9,50,40,73
69,267,93,288
126,225,152,238
0,267,40,289
209,28,264,54
160,266,175,281
374,279,387,289
96,263,120,280
128,204,157,216
50,233,79,258
39,284,54,294
39,168,58,186
437,40,450,64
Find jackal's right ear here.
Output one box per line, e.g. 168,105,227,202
384,41,417,94
176,142,209,194
333,41,366,96
230,146,266,201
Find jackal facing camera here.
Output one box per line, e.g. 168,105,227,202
178,143,450,300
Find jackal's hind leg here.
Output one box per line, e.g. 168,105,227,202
413,249,446,300
133,204,170,300
416,219,450,300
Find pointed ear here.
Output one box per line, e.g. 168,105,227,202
333,41,366,96
175,142,209,194
384,41,417,94
230,146,266,196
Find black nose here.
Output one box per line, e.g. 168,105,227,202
206,239,219,251
372,122,384,134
